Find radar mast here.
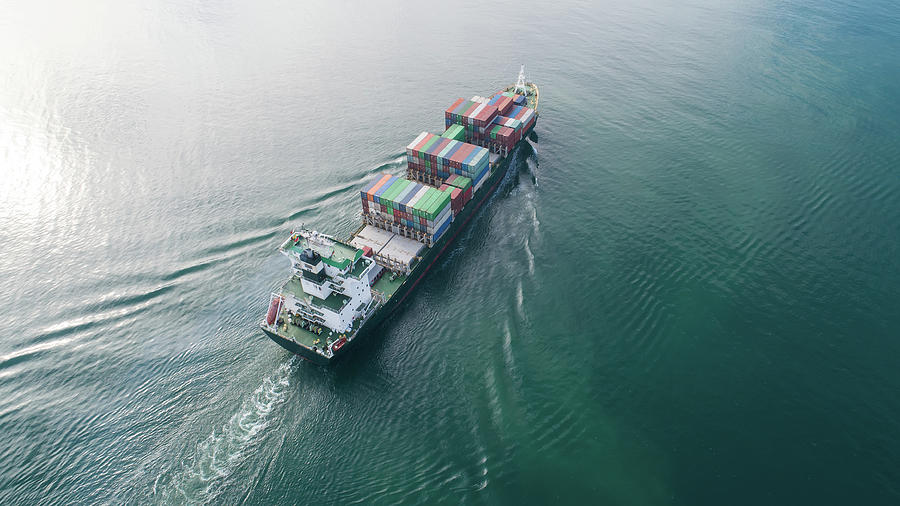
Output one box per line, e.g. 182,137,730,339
514,65,529,95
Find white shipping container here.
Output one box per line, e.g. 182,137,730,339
470,103,487,121
520,110,534,125
407,131,429,150
438,140,458,159
407,186,430,210
394,183,417,204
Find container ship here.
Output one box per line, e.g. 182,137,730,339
261,67,539,365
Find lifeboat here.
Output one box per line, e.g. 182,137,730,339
265,297,283,326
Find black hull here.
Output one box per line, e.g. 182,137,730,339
264,126,534,365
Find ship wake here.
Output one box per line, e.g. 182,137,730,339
153,358,295,503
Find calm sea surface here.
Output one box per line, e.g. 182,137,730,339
2,0,899,504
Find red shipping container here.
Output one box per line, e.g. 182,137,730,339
451,188,462,211
476,104,500,125
461,102,479,122
445,98,464,116
411,133,433,153
495,96,513,115
450,143,474,163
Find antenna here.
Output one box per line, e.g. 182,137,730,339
515,64,528,95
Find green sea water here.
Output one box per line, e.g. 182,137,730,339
2,0,899,504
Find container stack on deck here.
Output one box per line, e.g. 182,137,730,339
444,98,500,141
356,86,535,252
360,174,452,246
438,174,472,216
444,91,536,155
405,132,490,191
441,124,466,142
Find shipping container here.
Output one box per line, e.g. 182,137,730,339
373,176,398,202
393,181,417,206
406,132,429,152
407,133,489,180
366,174,393,198
444,98,464,117
495,95,513,115
398,183,423,211
361,173,389,196
446,174,472,191
441,124,465,141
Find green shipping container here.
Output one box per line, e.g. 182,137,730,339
441,124,465,141
419,135,440,153
412,189,430,217
434,193,450,217
394,181,412,207
425,193,439,219
448,175,471,190
378,179,399,203
382,180,400,204
420,188,438,212
383,179,408,204
423,189,441,218
425,191,448,220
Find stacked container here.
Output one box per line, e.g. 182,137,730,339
507,92,527,105
501,91,526,105
445,93,535,156
443,99,500,139
493,115,523,131
487,93,515,116
445,174,473,206
441,124,465,141
406,132,490,188
504,104,537,133
360,174,453,245
491,115,523,148
438,184,466,216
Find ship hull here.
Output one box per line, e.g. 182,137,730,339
264,116,537,364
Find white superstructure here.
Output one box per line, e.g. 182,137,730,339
277,229,379,334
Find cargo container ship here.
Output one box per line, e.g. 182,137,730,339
261,67,539,365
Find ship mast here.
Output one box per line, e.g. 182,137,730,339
514,64,528,95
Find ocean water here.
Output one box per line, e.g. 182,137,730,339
2,0,899,504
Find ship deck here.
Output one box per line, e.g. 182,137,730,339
274,277,353,351
284,234,363,273
372,272,406,299
503,82,539,112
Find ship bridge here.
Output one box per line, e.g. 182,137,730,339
276,230,378,334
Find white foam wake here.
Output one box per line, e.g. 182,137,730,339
155,359,294,504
